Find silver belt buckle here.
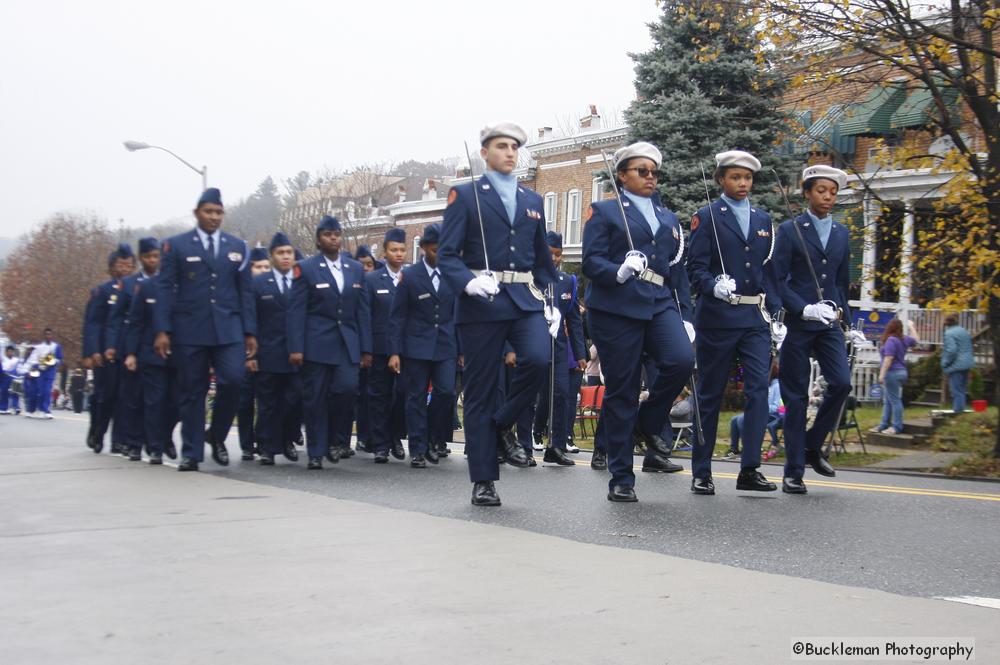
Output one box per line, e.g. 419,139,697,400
638,269,663,286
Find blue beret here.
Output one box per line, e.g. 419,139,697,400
420,223,441,245
196,188,223,209
269,231,292,252
545,231,563,249
107,242,133,265
249,246,269,262
294,249,305,261
354,244,374,260
384,227,406,245
138,237,160,254
317,215,341,234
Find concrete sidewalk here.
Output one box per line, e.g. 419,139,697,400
1,444,996,664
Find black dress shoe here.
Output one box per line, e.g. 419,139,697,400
165,440,177,460
110,442,123,455
591,449,608,470
410,455,427,468
391,440,406,460
497,427,529,467
436,444,451,457
86,430,100,452
691,476,716,495
241,451,255,461
805,450,836,477
128,447,142,461
340,447,356,458
607,485,638,502
736,468,777,491
307,457,323,470
356,440,371,453
526,454,537,467
206,430,229,466
642,452,683,473
633,428,672,457
543,447,576,466
471,481,501,506
373,450,389,464
148,452,163,465
259,451,275,466
178,458,199,472
782,477,808,494
425,447,440,464
283,443,299,462
325,447,342,464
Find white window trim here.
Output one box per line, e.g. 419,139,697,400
566,188,582,246
412,236,421,263
543,192,558,232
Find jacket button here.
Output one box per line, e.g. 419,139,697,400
210,298,215,303
745,262,752,269
509,263,515,269
745,246,750,252
434,324,439,328
821,274,827,280
822,259,827,264
651,240,656,246
211,273,216,278
650,255,656,260
510,246,516,251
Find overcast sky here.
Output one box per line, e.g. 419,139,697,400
0,1,659,237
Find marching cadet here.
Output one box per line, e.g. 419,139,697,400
687,151,786,495
351,244,376,452
386,223,459,468
236,245,271,461
514,231,586,466
582,141,694,503
27,328,63,419
249,232,300,466
438,122,560,506
287,215,372,470
366,228,408,463
123,240,180,464
771,165,864,494
153,188,257,472
106,237,162,460
83,244,134,453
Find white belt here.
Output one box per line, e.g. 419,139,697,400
729,294,763,305
474,270,533,284
637,269,664,287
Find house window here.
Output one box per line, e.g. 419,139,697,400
591,177,603,205
412,236,421,263
566,189,582,245
543,192,558,232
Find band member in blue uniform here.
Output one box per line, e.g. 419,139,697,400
287,215,372,469
438,122,560,506
386,223,460,468
248,232,300,466
0,345,21,415
772,165,864,494
687,151,786,494
83,244,134,453
123,242,180,464
26,328,63,419
236,246,271,461
366,228,408,463
514,231,586,466
106,237,161,460
582,141,695,503
153,188,257,472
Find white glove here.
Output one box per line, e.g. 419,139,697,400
544,305,562,339
616,254,646,283
683,321,696,343
712,276,737,301
846,330,868,346
465,274,500,298
770,321,787,347
802,302,837,324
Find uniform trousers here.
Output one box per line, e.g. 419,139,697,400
174,343,245,462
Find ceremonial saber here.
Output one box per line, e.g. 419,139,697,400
598,151,646,267
771,168,840,327
547,283,556,447
675,287,706,456
463,141,495,302
698,163,731,286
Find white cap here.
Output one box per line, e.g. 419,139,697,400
715,150,761,173
613,141,662,170
802,164,848,190
479,122,527,147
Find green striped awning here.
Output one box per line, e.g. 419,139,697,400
794,105,856,156
890,80,960,129
839,84,909,136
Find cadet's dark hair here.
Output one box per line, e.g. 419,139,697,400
5,345,14,352
713,165,754,184
802,177,840,194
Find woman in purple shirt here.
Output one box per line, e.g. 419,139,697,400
874,318,919,434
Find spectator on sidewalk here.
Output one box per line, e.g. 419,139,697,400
584,344,602,387
727,362,783,459
940,315,974,415
874,318,919,435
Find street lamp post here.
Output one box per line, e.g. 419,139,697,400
123,140,208,190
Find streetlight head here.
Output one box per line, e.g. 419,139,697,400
123,140,150,152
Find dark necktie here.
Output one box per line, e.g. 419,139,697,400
283,275,290,295
206,234,214,259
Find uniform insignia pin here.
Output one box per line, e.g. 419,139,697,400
482,184,490,190
720,207,728,212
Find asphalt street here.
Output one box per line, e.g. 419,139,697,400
5,411,998,602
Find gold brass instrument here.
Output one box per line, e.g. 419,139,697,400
42,353,58,367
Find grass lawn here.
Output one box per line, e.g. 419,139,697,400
927,407,1000,478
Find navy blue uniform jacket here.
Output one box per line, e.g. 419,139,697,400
438,177,557,324
83,279,122,356
386,261,458,361
366,266,399,356
154,229,256,345
124,277,171,368
252,272,295,374
582,195,692,321
688,199,780,329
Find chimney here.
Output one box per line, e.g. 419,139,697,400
537,126,553,140
579,104,601,130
